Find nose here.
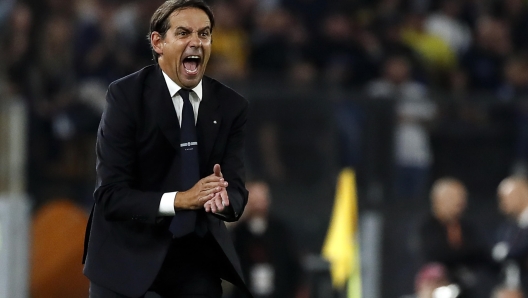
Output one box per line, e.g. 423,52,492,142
189,32,202,48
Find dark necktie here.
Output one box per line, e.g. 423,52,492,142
169,89,202,237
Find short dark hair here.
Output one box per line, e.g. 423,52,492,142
148,0,215,62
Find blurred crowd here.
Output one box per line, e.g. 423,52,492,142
1,0,528,202
1,0,528,205
2,0,528,297
400,175,528,298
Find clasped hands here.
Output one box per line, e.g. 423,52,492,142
174,164,229,213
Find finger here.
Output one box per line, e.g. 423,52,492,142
200,175,222,184
200,186,222,197
213,164,223,177
201,181,227,190
209,196,218,213
199,193,215,203
204,201,211,212
220,189,230,207
212,195,224,211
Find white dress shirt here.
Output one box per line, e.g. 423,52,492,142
158,71,203,216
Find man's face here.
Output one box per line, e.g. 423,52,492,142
156,7,212,88
498,182,523,218
432,183,467,222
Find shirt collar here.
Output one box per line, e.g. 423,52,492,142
162,71,203,101
518,206,528,228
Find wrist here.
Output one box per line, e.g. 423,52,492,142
174,191,186,210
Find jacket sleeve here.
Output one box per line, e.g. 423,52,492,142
214,99,249,222
94,82,164,223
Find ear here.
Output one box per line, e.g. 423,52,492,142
151,32,164,56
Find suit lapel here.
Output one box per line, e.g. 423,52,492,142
146,66,181,151
197,78,221,172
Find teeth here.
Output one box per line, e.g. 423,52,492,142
187,56,200,59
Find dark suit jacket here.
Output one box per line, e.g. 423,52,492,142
419,215,491,269
497,221,528,262
83,65,251,297
419,215,494,297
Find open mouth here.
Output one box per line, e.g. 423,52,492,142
182,55,201,75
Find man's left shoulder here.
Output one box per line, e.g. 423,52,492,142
203,76,247,105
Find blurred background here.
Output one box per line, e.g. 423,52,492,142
1,0,528,297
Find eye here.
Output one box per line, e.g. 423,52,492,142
177,31,188,36
200,30,211,38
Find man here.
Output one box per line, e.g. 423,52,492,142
82,1,251,297
366,56,436,202
419,178,491,297
493,177,528,292
230,181,301,298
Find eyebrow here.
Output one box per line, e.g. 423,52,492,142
175,26,211,32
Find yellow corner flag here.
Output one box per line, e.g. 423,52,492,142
322,168,362,298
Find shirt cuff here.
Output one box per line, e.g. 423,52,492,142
159,192,177,216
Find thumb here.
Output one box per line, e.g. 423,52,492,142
213,164,222,177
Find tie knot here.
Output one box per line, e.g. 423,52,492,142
179,89,191,102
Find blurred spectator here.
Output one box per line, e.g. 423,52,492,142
36,15,76,109
438,68,489,134
281,0,327,31
461,16,512,91
226,0,258,31
497,56,528,102
313,12,375,87
495,56,528,174
367,55,436,201
491,285,524,298
73,0,126,83
207,2,249,81
419,178,492,297
494,0,528,51
0,2,59,209
424,0,472,54
33,14,76,157
1,2,33,96
249,8,295,78
111,0,162,70
372,15,428,82
34,15,78,142
492,177,528,292
230,181,302,298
